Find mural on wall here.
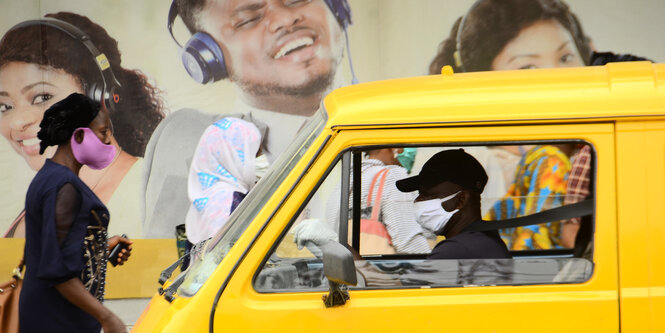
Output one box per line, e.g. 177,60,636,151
0,0,662,241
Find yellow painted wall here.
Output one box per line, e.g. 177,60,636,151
0,239,177,299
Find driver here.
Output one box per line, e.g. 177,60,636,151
396,149,511,259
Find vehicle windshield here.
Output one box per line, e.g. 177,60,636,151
177,107,328,297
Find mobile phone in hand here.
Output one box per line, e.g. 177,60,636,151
109,234,129,266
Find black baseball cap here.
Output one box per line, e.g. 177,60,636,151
396,149,488,193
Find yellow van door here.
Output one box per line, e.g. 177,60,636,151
616,120,665,332
215,123,619,333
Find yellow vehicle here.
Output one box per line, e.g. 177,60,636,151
133,61,665,332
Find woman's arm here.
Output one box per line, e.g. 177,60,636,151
55,277,126,333
49,185,126,331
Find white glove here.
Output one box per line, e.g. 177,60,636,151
292,218,338,250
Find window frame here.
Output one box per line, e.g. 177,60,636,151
252,136,598,293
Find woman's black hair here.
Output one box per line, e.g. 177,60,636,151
429,0,591,74
0,12,165,157
37,93,100,154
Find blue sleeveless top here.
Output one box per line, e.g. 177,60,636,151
20,159,109,333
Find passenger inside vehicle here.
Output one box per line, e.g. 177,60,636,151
485,144,576,250
396,148,512,259
317,148,432,255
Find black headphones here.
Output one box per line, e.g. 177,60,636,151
7,18,122,112
167,0,353,84
453,0,588,72
453,3,474,73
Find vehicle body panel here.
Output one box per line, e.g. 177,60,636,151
133,62,665,332
615,120,665,332
219,124,619,332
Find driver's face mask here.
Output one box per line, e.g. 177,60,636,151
413,191,461,234
254,154,270,182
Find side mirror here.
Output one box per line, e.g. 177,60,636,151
307,240,357,308
319,241,357,286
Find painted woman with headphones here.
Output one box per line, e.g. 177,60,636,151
427,0,592,251
0,12,165,238
428,0,591,75
428,0,653,251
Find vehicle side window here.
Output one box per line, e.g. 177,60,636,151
255,142,595,292
255,160,343,292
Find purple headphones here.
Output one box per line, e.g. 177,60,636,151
168,0,353,84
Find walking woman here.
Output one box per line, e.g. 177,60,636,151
19,93,131,333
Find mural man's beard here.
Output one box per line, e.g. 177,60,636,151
231,67,336,99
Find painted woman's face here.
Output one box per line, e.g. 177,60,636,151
491,19,585,71
0,62,83,170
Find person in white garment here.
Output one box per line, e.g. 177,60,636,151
185,117,268,244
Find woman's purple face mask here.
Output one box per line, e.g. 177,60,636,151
70,127,116,170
